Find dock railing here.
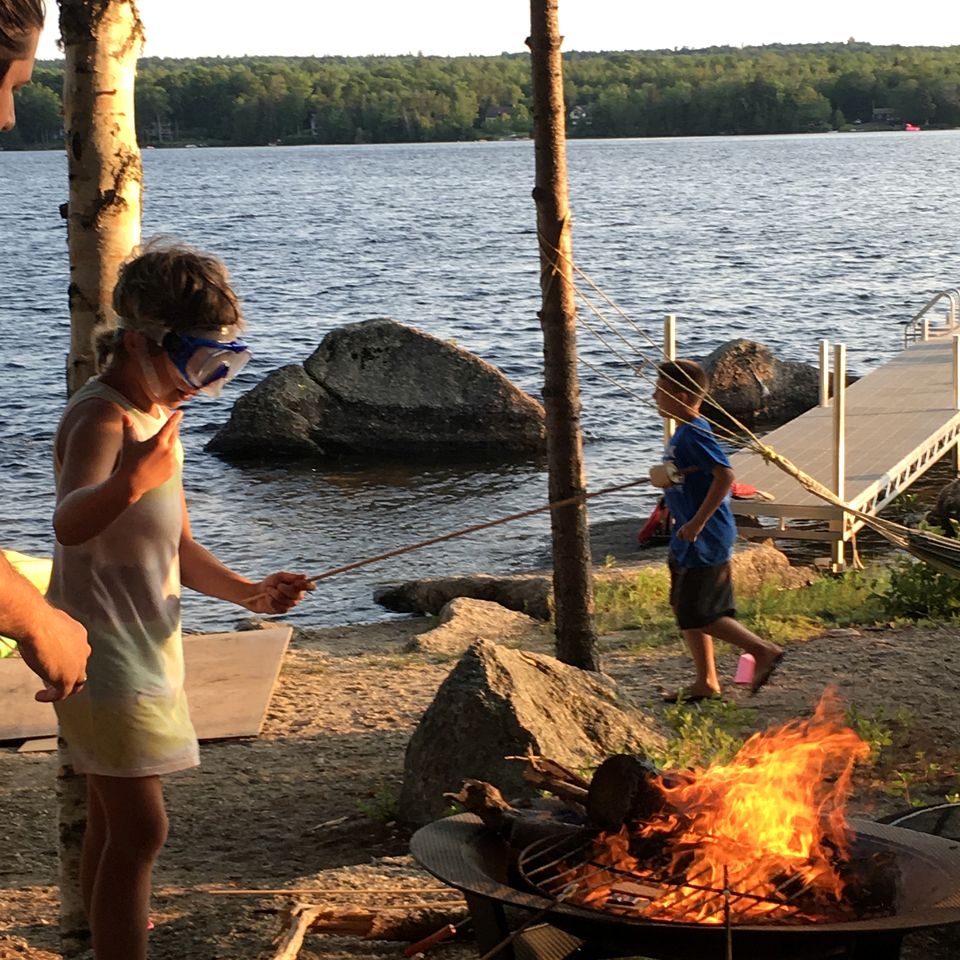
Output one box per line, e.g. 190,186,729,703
902,288,960,345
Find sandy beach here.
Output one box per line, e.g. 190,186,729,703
3,598,960,959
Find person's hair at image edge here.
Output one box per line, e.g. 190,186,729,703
657,359,709,401
0,0,44,81
113,238,245,340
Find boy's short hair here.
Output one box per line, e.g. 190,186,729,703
0,0,43,82
113,239,244,340
657,359,709,401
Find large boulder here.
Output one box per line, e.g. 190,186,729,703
927,478,960,536
701,339,820,429
208,318,546,461
398,639,665,825
406,598,543,655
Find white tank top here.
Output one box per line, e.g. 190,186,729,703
50,380,198,777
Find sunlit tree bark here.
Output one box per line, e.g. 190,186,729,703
59,0,144,395
528,0,599,670
56,3,144,954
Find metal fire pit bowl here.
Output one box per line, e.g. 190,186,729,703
411,813,960,960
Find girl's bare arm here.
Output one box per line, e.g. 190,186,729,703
177,490,312,614
54,402,182,545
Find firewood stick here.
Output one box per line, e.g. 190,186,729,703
505,754,592,790
273,903,325,960
242,477,648,605
273,903,470,958
207,886,461,897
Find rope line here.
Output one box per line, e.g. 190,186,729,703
536,230,957,576
241,477,652,604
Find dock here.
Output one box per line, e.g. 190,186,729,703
728,294,960,567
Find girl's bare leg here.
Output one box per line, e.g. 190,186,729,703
80,777,106,919
87,774,167,960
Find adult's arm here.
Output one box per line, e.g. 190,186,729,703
0,553,90,701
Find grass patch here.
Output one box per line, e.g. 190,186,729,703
595,566,890,646
356,785,400,821
738,571,887,644
594,567,674,641
649,698,756,769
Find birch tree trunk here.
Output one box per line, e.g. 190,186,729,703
527,0,599,670
56,3,144,953
59,0,144,395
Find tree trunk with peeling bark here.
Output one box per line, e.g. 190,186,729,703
59,0,144,396
527,0,599,671
56,3,144,954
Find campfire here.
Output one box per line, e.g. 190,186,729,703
516,691,885,925
412,694,960,960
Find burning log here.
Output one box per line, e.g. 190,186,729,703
450,692,900,926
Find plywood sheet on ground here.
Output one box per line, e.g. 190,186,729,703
0,626,291,744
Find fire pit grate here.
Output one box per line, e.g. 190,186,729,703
517,829,813,924
412,812,960,960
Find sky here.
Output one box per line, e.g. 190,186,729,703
35,0,960,62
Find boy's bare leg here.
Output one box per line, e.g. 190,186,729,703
87,774,168,960
679,628,722,697
703,616,783,677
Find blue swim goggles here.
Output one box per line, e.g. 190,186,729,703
161,328,251,398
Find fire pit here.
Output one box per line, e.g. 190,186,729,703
411,812,960,959
411,697,960,959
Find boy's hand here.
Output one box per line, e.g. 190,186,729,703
675,520,703,542
244,572,314,614
117,411,183,501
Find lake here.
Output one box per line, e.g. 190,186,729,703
2,131,959,629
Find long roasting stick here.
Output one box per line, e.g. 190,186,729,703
242,477,649,605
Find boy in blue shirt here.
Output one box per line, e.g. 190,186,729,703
652,359,784,702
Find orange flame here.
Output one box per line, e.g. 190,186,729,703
579,691,872,923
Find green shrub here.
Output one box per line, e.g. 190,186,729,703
878,556,960,620
650,699,754,770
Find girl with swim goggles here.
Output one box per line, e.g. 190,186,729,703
160,326,250,397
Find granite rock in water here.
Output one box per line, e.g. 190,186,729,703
207,318,546,461
702,339,820,429
398,639,665,825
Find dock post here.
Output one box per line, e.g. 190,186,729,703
922,316,930,342
953,335,960,475
819,339,830,407
832,344,847,571
663,314,677,445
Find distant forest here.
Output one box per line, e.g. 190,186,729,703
4,42,960,149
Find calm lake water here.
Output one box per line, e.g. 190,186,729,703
3,132,960,629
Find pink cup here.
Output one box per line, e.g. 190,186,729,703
734,653,756,685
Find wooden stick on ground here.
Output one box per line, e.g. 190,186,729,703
272,903,470,960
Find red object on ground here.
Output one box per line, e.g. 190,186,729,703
637,499,671,545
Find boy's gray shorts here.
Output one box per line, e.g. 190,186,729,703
668,557,736,631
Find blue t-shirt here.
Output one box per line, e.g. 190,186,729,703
662,416,737,568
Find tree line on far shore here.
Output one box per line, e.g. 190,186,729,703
4,41,960,150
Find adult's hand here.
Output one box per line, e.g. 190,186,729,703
18,604,90,702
